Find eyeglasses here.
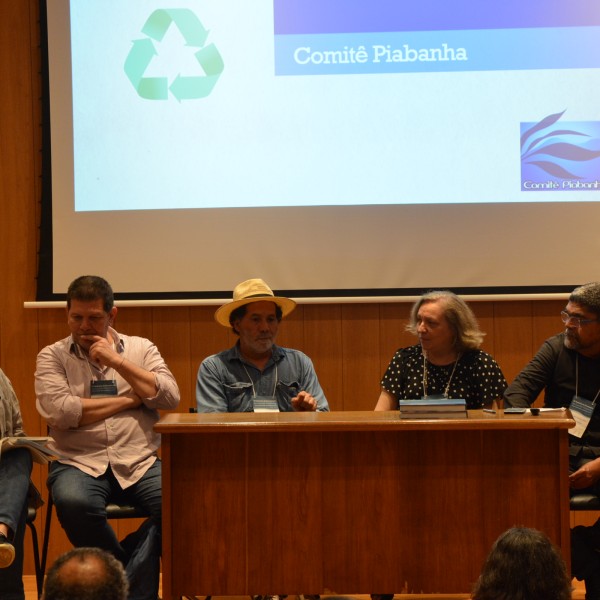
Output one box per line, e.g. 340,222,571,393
560,310,600,327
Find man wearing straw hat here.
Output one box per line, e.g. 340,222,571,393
196,278,329,414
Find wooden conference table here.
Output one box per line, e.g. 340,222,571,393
155,409,574,600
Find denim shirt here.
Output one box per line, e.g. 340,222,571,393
196,343,329,413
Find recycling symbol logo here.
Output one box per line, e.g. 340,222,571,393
124,8,224,101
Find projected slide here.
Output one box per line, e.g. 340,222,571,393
65,0,600,212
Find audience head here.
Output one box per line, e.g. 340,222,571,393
407,290,484,353
471,527,571,600
214,278,296,334
42,547,128,600
67,275,114,313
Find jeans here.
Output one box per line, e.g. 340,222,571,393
48,459,162,600
0,448,33,600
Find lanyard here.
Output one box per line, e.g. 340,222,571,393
242,362,278,398
83,352,116,382
422,352,461,399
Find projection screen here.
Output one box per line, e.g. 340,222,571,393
41,0,600,299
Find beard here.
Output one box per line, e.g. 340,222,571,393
564,330,580,350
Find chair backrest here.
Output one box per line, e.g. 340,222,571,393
105,503,150,520
570,493,600,511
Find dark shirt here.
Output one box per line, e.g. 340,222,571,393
504,333,600,455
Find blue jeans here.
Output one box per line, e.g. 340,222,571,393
0,448,33,600
48,459,162,600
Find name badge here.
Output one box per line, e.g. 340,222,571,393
569,395,595,439
422,393,446,400
90,379,118,398
253,396,279,413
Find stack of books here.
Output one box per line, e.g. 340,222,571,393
399,398,468,420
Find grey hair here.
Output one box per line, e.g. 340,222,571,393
569,282,600,318
407,290,485,352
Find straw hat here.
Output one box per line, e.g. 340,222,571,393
214,279,297,327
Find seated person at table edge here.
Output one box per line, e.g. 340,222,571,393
35,275,180,600
504,281,600,600
0,368,33,600
196,278,329,413
375,290,506,411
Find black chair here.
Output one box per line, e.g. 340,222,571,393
25,501,43,598
570,493,600,511
40,494,150,579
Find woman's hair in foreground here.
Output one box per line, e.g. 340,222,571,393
407,290,485,352
471,527,572,600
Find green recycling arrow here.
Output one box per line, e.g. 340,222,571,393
124,8,223,101
124,38,155,88
170,44,224,101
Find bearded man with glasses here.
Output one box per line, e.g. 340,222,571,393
504,281,600,600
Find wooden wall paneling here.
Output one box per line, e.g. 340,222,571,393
492,301,534,387
0,0,41,430
340,303,381,411
112,306,154,340
276,302,305,349
378,302,413,383
0,0,45,577
189,305,231,410
302,303,344,411
532,299,566,349
35,308,68,350
30,0,43,249
150,306,192,412
470,301,496,356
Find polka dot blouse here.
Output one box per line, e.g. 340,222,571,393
381,344,507,409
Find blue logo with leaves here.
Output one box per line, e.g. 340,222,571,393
521,111,600,191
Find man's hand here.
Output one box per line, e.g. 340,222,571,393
84,335,120,368
291,391,318,412
570,457,600,490
83,335,158,402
